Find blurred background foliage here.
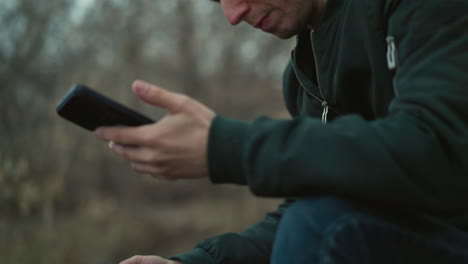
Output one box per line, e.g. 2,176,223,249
0,0,294,263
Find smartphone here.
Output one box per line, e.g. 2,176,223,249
56,84,154,131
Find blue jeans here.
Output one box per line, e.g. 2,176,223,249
271,196,468,264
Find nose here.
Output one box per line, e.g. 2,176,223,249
221,1,250,25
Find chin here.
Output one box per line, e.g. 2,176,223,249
276,33,296,39
273,30,299,39
271,24,303,39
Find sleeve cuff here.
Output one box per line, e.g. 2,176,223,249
169,248,216,264
207,115,250,185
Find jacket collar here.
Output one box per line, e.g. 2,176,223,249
316,0,343,30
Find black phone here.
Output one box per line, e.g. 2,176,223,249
56,84,154,131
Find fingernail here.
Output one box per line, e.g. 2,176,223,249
109,141,124,151
135,80,149,94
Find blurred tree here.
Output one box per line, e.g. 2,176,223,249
0,0,292,263
0,0,72,220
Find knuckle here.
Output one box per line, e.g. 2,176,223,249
150,87,168,104
141,152,156,163
138,129,158,146
114,131,128,143
176,95,191,111
147,134,161,146
119,149,131,160
137,134,150,146
149,86,162,98
153,156,167,166
131,163,144,173
179,94,190,104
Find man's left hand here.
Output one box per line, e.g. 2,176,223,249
95,80,215,181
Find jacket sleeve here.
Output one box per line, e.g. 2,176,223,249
208,0,468,218
169,200,292,264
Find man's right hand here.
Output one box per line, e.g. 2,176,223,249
119,255,181,264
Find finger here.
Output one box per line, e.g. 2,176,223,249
130,162,162,176
119,255,142,264
109,142,156,163
133,80,188,113
130,162,174,181
131,162,176,181
95,125,150,145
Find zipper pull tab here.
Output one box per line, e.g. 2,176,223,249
321,101,329,124
386,36,399,71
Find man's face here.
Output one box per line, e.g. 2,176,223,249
214,0,326,39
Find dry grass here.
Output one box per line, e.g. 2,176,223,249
0,181,280,264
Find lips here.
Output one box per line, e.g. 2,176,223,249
254,13,269,29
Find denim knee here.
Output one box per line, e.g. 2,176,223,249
272,196,468,264
271,196,360,264
279,195,358,233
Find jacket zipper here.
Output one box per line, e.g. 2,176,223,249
291,55,331,124
310,30,329,124
292,64,324,103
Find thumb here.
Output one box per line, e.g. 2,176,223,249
132,80,186,112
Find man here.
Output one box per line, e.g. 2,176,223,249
95,0,468,263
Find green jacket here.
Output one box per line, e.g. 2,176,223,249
172,0,468,263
